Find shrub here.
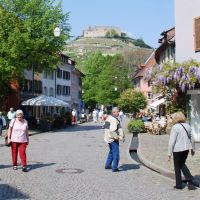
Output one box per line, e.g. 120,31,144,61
128,120,145,136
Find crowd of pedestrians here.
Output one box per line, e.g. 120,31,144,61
1,105,200,191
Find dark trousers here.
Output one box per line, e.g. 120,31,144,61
173,150,193,187
105,140,119,171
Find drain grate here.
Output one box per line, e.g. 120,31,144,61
55,168,84,174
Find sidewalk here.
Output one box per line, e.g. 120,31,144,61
135,133,200,180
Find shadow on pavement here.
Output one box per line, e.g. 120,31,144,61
0,165,12,170
66,125,103,132
28,162,56,171
0,144,6,147
193,175,200,184
119,163,140,171
0,184,29,199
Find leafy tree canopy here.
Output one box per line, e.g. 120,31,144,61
0,0,70,102
118,88,147,113
82,51,132,107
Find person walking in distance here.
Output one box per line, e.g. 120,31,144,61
71,109,77,125
7,107,16,125
7,110,29,172
92,109,98,123
0,112,7,137
168,112,199,190
104,107,125,172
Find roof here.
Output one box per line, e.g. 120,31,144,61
159,27,175,44
60,52,84,76
132,52,156,80
155,27,175,62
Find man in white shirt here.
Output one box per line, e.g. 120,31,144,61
7,107,16,125
104,107,125,172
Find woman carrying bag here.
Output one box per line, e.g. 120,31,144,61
168,111,199,190
7,109,29,172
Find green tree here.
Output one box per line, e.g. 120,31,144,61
105,29,119,38
0,0,70,106
118,89,147,113
82,52,131,107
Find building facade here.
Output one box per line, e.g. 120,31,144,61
175,0,200,141
155,27,175,64
175,0,200,62
132,52,161,112
18,54,83,114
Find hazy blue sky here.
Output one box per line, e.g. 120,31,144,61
58,0,174,48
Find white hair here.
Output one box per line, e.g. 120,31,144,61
16,109,24,116
112,107,119,113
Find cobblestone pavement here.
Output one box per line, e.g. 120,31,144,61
138,134,200,178
0,122,200,200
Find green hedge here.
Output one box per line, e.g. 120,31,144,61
128,120,145,136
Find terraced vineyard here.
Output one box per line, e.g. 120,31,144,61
64,36,153,68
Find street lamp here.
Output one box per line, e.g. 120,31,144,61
54,27,61,37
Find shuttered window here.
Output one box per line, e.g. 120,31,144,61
194,17,200,52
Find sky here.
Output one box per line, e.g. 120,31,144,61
57,0,174,48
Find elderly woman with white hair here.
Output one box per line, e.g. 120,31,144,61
7,109,29,172
168,111,199,190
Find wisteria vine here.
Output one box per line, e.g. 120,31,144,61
146,60,200,92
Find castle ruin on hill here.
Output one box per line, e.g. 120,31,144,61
83,26,122,38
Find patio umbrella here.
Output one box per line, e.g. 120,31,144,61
21,95,70,107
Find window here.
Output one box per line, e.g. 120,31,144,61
57,68,62,78
49,88,54,96
57,85,62,95
194,16,200,52
34,80,42,94
78,77,82,86
43,71,48,79
63,71,70,80
49,71,54,80
63,86,70,96
43,87,48,96
78,91,82,99
148,92,152,99
22,79,32,92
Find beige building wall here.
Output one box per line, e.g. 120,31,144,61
83,26,121,38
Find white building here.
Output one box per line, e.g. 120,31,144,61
21,53,84,117
175,0,200,62
175,0,200,141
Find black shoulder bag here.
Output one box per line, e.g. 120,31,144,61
179,123,191,139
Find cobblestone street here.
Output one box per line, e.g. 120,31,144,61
0,122,200,200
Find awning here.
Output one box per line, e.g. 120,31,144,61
149,98,165,108
21,95,70,107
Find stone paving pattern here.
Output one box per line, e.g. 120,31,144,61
0,122,200,199
138,133,200,177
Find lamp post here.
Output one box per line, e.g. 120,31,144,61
54,27,61,37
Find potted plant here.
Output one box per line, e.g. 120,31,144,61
127,119,145,136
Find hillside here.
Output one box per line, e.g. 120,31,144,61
64,36,153,69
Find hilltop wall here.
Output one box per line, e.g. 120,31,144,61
83,26,121,38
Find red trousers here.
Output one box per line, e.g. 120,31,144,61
11,142,27,167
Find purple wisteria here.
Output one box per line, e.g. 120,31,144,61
156,64,200,92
